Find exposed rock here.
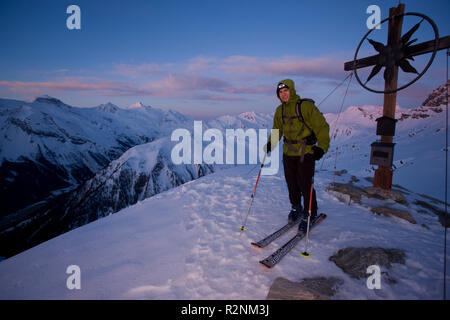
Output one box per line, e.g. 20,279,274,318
364,187,408,205
414,199,450,227
329,247,406,280
326,182,366,204
417,194,445,206
266,276,344,300
328,182,408,205
421,80,448,107
370,207,416,224
392,184,412,194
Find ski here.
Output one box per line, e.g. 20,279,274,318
251,220,300,248
259,213,327,268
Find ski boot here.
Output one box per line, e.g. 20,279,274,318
288,204,302,224
298,213,316,234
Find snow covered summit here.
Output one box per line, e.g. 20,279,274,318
421,80,449,107
94,102,120,113
127,101,148,109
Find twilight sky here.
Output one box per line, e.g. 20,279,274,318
0,0,449,118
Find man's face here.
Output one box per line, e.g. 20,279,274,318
279,88,290,103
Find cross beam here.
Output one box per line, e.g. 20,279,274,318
344,35,450,72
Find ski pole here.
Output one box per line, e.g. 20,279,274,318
301,175,314,257
240,152,267,232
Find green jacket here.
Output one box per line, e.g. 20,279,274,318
270,79,330,157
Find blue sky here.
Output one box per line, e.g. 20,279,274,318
0,0,449,118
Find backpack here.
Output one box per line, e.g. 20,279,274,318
281,98,318,146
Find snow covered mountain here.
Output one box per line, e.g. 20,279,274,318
59,136,215,230
58,110,274,227
0,96,191,216
421,80,449,107
0,136,216,259
60,111,274,227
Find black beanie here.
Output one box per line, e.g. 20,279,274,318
277,82,289,97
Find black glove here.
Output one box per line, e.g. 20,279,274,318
264,141,272,154
312,146,324,161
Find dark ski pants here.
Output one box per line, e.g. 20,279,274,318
283,154,317,218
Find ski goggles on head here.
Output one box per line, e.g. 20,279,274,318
277,83,289,91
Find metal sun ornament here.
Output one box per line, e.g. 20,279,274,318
353,12,440,94
365,19,422,84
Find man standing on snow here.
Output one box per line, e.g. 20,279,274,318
264,79,330,233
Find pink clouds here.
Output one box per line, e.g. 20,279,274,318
146,73,231,92
135,73,238,101
0,79,123,91
218,55,344,78
0,77,243,101
141,74,275,100
194,94,249,102
0,78,151,97
185,55,345,79
186,56,218,72
226,84,273,95
0,53,350,103
0,74,252,101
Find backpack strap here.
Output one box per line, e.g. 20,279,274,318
295,99,315,136
282,98,314,125
281,104,297,130
281,98,318,161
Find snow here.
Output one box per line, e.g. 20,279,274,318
127,101,147,109
0,161,447,299
321,104,447,201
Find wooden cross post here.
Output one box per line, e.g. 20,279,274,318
344,3,450,190
375,4,405,190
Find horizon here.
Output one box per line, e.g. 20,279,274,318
0,0,449,118
5,84,444,121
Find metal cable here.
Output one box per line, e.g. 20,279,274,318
320,73,353,172
444,48,449,300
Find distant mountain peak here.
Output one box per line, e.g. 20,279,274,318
34,94,56,100
32,95,65,106
239,111,256,122
422,80,449,107
127,101,150,109
95,102,120,113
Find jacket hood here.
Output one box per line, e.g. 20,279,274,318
277,79,300,104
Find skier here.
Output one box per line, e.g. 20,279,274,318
264,79,330,233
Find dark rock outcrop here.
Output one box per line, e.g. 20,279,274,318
266,276,344,300
329,247,406,281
